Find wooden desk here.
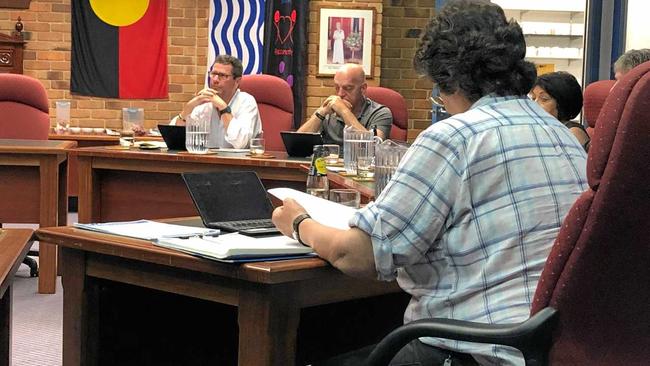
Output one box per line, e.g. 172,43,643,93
0,139,75,294
0,228,34,366
73,146,310,223
49,133,162,197
36,225,406,366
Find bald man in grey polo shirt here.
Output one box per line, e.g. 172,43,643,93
298,64,393,146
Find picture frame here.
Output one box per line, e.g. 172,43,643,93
317,6,376,77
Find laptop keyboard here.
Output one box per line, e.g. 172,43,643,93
211,219,276,231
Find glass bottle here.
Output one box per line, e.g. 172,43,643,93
306,145,329,199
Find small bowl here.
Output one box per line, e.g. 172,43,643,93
81,127,93,134
69,127,81,134
93,128,105,134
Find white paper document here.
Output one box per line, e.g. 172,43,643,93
267,188,357,230
73,220,220,241
155,232,313,260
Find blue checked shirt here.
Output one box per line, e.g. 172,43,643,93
350,95,588,365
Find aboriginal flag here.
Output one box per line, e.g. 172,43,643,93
71,0,168,99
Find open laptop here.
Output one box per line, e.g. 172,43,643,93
181,171,280,236
158,124,186,151
280,131,324,157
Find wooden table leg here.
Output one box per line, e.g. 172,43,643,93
38,156,61,294
238,284,300,366
0,286,11,366
61,248,92,366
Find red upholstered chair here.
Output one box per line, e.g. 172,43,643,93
239,74,293,152
583,79,615,137
365,86,408,142
0,73,50,139
367,61,650,365
0,73,50,277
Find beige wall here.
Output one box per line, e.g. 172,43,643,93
0,0,434,139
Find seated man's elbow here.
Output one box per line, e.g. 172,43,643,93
328,234,376,279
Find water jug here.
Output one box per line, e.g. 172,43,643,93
185,109,209,154
374,139,409,196
343,126,382,175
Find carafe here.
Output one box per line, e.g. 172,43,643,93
374,140,409,196
343,126,382,175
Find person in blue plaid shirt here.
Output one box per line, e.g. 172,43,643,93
273,1,588,364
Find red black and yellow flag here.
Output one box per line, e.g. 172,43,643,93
71,0,168,99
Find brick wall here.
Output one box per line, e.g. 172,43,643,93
382,0,435,140
0,0,208,130
0,0,434,139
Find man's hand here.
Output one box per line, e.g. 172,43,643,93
272,198,308,238
329,97,352,115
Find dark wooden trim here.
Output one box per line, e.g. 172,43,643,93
0,1,31,9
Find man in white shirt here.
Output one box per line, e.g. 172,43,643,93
171,55,262,149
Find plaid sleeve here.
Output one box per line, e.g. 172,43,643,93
350,126,464,280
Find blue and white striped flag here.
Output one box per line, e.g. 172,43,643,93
208,0,265,76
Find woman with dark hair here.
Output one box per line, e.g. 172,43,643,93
272,1,587,365
530,71,590,151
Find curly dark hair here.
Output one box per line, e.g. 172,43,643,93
413,0,536,103
533,71,583,121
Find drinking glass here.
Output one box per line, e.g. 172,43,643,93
329,189,360,208
323,144,340,165
119,129,135,147
55,101,70,134
356,156,375,178
250,137,265,156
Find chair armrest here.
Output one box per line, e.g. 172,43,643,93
366,307,557,366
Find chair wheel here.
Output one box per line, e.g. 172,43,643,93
30,267,38,277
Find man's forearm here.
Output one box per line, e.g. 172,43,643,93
297,112,323,133
338,108,368,132
299,220,376,279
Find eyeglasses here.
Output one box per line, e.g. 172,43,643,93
430,95,445,108
528,93,554,104
209,72,233,81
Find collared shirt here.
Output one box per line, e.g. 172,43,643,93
350,95,588,365
171,89,262,149
320,97,393,146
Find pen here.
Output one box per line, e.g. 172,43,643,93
160,230,220,239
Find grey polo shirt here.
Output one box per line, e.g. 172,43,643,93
320,98,393,146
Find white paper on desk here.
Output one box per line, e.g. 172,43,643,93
73,220,220,241
155,232,313,259
267,188,357,230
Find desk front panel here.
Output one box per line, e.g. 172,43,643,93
74,148,309,223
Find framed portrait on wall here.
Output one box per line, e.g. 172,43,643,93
318,7,376,77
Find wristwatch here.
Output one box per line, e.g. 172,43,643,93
292,213,312,246
220,105,232,114
314,110,326,121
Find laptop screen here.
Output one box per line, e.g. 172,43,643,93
280,131,323,157
158,124,186,150
182,171,274,223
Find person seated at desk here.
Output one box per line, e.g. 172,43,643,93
297,63,393,146
171,55,262,149
273,0,588,364
529,71,590,151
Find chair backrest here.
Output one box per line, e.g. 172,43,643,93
0,73,50,140
582,79,616,137
531,61,650,364
365,86,408,142
239,74,293,152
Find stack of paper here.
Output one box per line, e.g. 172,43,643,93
267,188,357,230
155,232,314,262
73,220,220,241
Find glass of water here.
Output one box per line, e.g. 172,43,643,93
356,156,375,178
329,189,360,208
185,111,209,154
323,144,340,165
250,137,265,156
